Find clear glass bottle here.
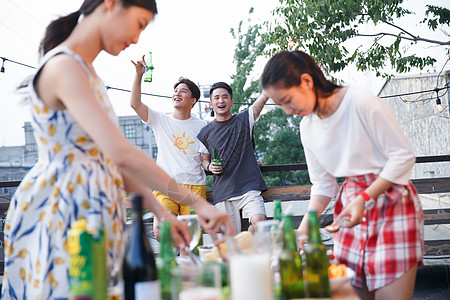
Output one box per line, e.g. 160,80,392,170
190,208,203,255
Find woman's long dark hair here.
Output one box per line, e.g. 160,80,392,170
39,0,158,57
261,50,340,99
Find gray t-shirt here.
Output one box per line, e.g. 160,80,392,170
197,109,268,204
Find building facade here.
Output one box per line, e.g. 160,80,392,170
378,71,450,180
0,115,158,199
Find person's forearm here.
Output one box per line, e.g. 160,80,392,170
122,172,167,217
130,73,143,109
202,158,211,171
306,194,331,216
363,177,393,199
119,152,203,209
298,194,331,233
251,92,269,119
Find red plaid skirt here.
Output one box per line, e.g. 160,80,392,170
333,174,424,291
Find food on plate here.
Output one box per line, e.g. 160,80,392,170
324,223,340,233
328,264,347,279
203,231,253,262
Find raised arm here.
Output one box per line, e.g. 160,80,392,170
40,55,234,236
130,55,149,123
250,91,269,120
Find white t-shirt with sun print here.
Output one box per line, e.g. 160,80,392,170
146,107,208,185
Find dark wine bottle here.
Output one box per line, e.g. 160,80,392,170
123,194,161,300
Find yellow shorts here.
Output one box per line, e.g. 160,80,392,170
153,184,207,215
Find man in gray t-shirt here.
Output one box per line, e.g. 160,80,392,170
197,82,269,233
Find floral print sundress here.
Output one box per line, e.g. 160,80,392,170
1,46,126,299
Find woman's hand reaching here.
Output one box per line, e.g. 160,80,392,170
193,200,234,236
161,211,191,249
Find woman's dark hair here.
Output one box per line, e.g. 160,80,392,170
261,50,340,99
174,77,201,105
39,0,158,56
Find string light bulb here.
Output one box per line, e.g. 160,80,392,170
1,58,5,73
436,96,443,111
435,88,443,111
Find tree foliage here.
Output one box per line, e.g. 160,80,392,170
230,8,266,113
264,0,450,78
253,108,310,186
228,9,309,187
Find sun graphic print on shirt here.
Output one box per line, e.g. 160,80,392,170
171,131,195,155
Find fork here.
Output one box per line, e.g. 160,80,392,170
184,246,202,266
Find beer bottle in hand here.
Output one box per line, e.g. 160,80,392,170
279,215,304,299
157,221,177,300
304,210,331,298
123,194,161,300
212,147,222,175
144,52,154,82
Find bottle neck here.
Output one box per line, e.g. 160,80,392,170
307,211,322,244
282,215,298,251
213,148,220,160
129,195,148,252
274,201,282,221
159,222,175,260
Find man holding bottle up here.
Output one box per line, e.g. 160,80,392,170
130,55,209,239
197,82,268,233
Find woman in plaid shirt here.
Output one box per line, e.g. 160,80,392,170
261,50,424,300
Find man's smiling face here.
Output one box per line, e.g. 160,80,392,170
210,87,233,119
172,83,195,110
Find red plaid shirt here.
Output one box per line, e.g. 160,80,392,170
333,174,424,291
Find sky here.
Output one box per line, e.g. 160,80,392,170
0,0,448,147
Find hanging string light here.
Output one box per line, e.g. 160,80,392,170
0,55,448,107
434,88,443,111
1,57,5,73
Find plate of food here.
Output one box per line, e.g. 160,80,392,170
328,264,355,291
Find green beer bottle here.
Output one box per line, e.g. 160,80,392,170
212,147,222,175
273,200,282,221
304,210,331,298
279,215,304,299
144,52,154,82
190,208,203,255
156,221,177,300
